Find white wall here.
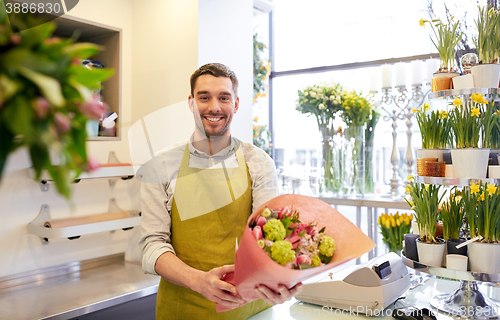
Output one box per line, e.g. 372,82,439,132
0,0,254,278
198,0,254,143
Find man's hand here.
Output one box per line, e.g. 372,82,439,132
254,282,304,306
193,264,246,307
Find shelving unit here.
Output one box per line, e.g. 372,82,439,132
428,87,500,100
402,254,500,318
28,199,140,244
53,14,122,140
416,176,498,186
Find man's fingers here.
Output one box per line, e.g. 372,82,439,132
216,264,235,276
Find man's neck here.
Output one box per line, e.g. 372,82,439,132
192,132,231,156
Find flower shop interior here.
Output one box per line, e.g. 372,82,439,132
2,0,500,319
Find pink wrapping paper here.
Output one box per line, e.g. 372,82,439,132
216,194,376,312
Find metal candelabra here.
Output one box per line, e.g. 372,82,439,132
376,84,429,198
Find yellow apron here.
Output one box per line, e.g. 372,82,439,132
156,143,270,320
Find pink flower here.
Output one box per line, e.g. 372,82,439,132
72,58,81,66
285,234,301,249
292,223,308,235
277,207,292,219
86,156,100,172
79,93,106,121
255,215,267,227
44,37,61,45
295,255,312,266
252,226,263,240
34,98,50,119
10,34,20,44
54,112,70,133
306,226,317,236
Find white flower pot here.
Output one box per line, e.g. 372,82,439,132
417,149,444,162
416,239,446,267
471,64,500,88
450,148,490,179
468,242,500,274
489,166,500,179
445,164,454,178
452,74,474,90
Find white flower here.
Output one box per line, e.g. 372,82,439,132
310,92,317,97
318,103,326,110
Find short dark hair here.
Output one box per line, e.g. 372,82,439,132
190,63,239,97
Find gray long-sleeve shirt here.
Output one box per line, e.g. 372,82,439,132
139,137,278,275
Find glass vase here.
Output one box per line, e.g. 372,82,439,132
364,137,375,196
342,125,365,197
318,126,340,196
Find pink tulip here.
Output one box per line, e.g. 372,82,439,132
79,93,106,121
34,98,50,119
86,156,100,172
252,226,263,240
277,207,291,219
255,215,267,227
306,226,317,236
285,234,301,249
54,112,70,133
295,255,312,266
293,223,308,235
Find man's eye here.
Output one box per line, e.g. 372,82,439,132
199,96,209,101
220,97,230,101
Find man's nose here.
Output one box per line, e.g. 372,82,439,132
208,98,221,112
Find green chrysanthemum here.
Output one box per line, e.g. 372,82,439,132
270,240,295,266
263,218,286,241
311,255,321,267
319,235,335,257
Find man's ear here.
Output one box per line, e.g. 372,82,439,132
234,97,239,114
188,95,195,113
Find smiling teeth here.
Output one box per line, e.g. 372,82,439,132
207,117,221,121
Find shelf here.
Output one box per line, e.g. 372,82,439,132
53,15,122,140
402,252,500,282
28,201,141,243
37,164,134,183
416,176,499,186
428,87,500,100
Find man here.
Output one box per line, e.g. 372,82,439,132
139,63,303,319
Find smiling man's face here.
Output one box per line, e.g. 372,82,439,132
189,74,239,137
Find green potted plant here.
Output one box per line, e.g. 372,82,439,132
296,82,344,195
339,90,372,196
419,17,462,91
378,212,413,254
468,181,500,273
413,102,451,176
405,177,447,267
440,188,467,256
448,94,493,179
0,2,114,199
471,5,500,88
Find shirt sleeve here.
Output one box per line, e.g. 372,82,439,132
239,140,279,212
138,155,175,276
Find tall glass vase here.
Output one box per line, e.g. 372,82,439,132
342,125,365,197
318,126,340,196
364,137,375,196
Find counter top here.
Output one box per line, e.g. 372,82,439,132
0,253,160,320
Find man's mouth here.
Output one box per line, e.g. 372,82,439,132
204,116,224,123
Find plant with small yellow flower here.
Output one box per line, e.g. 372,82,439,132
474,181,500,242
440,187,464,240
473,5,500,64
405,176,446,243
378,211,413,253
413,102,451,149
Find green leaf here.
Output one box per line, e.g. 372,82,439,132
63,43,104,59
0,125,14,181
69,80,92,101
281,215,292,229
18,66,65,107
0,74,20,102
3,95,34,138
70,66,114,90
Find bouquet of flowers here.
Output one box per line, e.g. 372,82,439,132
378,212,413,253
250,207,335,269
217,194,375,312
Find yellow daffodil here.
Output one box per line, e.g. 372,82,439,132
419,18,426,27
470,181,480,195
486,183,497,195
422,103,431,112
412,108,418,113
452,97,463,107
497,110,500,116
471,93,487,104
471,107,480,117
407,174,414,181
439,110,449,119
479,193,485,201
